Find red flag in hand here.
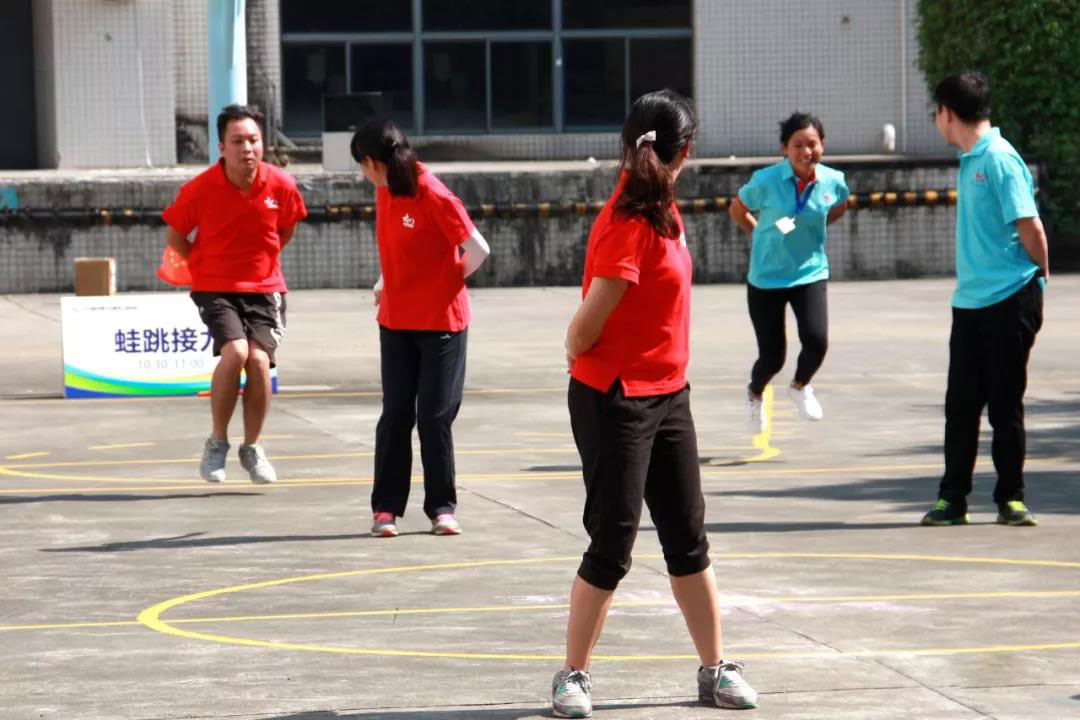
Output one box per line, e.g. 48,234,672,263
157,244,192,287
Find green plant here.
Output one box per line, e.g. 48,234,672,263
917,0,1080,253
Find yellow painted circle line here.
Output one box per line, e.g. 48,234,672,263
3,458,1073,493
137,553,1080,661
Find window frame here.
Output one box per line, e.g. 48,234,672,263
279,0,692,137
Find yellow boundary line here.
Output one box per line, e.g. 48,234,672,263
4,457,1076,494
4,451,49,460
132,553,1080,661
10,588,1080,635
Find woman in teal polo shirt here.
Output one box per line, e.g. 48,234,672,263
729,112,849,432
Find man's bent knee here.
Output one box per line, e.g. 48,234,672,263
218,339,249,367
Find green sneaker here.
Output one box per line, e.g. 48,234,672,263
920,499,970,526
997,500,1038,526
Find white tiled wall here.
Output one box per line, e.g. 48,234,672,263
696,0,948,158
174,0,208,120
174,0,280,129
30,0,950,167
35,0,176,168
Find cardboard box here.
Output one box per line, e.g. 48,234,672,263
74,257,116,296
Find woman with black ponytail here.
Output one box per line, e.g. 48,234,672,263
350,120,490,539
552,90,757,718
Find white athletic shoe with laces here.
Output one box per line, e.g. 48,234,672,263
199,436,229,483
788,384,823,421
745,390,767,433
552,668,592,718
238,443,277,484
698,661,758,709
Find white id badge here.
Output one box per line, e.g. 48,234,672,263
774,216,796,235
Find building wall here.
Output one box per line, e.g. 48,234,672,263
27,1,946,167
33,0,177,168
173,0,282,161
281,0,946,160
247,0,283,136
32,0,58,170
696,0,947,158
0,162,960,293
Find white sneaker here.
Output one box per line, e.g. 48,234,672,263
199,436,229,483
698,661,758,709
238,443,277,484
745,390,767,433
788,384,823,421
552,668,592,718
431,514,463,535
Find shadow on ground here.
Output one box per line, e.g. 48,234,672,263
0,491,261,505
705,470,1080,517
257,699,698,719
872,394,1080,463
37,529,417,553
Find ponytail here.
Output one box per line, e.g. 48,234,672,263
386,143,419,197
616,136,677,238
350,120,419,197
614,90,697,237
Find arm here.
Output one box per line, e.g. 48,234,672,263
373,274,384,306
729,196,757,233
1016,216,1049,282
279,224,297,250
564,276,630,368
461,228,491,277
826,202,848,225
166,226,192,259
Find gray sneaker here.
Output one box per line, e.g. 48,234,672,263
238,443,277,484
698,661,758,709
552,669,592,718
199,436,229,483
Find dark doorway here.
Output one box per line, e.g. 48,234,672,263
0,0,39,169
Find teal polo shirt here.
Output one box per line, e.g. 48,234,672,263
738,159,849,289
953,127,1041,309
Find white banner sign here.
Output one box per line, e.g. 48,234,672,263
60,294,275,398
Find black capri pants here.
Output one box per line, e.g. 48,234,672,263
568,378,711,591
747,279,828,395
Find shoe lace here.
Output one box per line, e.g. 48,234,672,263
1005,500,1027,512
561,670,591,695
933,499,950,511
373,512,395,523
719,660,745,675
715,661,747,689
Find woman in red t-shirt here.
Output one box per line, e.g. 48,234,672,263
350,121,490,539
550,91,758,718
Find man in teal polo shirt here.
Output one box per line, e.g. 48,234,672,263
920,72,1049,528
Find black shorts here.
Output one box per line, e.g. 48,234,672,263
190,292,287,367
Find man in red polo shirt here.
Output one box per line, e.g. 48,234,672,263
162,104,307,484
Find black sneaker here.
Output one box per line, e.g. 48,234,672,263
997,500,1038,526
920,499,969,526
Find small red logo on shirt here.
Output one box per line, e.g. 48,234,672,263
823,192,833,204
402,213,415,229
974,171,987,184
263,196,279,210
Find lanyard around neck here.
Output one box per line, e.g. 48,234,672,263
790,176,816,215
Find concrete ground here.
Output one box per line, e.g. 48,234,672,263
2,278,1079,720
